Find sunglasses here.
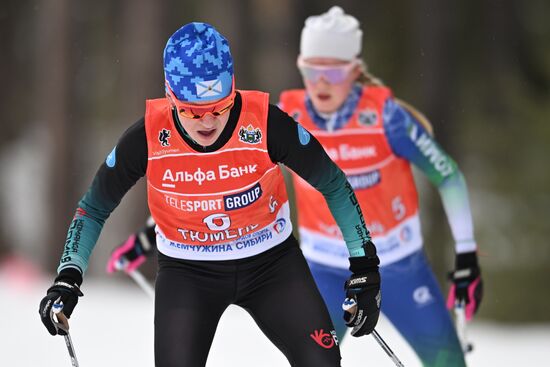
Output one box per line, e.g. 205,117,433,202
165,81,236,120
297,58,359,84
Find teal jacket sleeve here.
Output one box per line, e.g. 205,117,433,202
383,99,476,253
57,119,148,274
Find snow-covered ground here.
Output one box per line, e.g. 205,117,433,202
3,277,549,366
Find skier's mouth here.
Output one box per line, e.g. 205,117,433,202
317,93,331,101
197,129,216,138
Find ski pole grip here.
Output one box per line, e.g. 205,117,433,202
53,303,70,331
342,297,358,316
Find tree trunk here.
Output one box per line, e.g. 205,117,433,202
33,1,72,272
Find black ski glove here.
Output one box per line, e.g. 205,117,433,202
39,268,83,335
343,253,381,337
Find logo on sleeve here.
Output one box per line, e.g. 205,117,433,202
159,129,171,147
106,146,117,168
239,124,262,144
297,124,311,145
408,124,454,177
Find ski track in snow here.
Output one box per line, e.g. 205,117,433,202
3,278,549,366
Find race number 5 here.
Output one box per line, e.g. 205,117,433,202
392,196,406,221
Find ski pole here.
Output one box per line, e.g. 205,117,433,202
454,301,473,353
371,329,405,367
52,302,80,367
127,268,155,300
343,297,405,366
115,259,155,300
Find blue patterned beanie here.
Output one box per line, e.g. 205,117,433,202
163,22,234,103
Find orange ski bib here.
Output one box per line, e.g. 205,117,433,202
280,86,422,267
145,90,292,260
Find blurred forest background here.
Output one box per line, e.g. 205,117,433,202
0,0,549,323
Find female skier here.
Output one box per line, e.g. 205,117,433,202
279,6,482,367
39,21,382,367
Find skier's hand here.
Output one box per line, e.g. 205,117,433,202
342,254,381,337
106,225,154,274
39,268,83,336
447,251,483,320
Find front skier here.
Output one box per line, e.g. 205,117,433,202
38,22,382,366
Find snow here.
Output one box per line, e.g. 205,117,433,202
2,277,548,366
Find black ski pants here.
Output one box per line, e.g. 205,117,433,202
154,235,342,367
